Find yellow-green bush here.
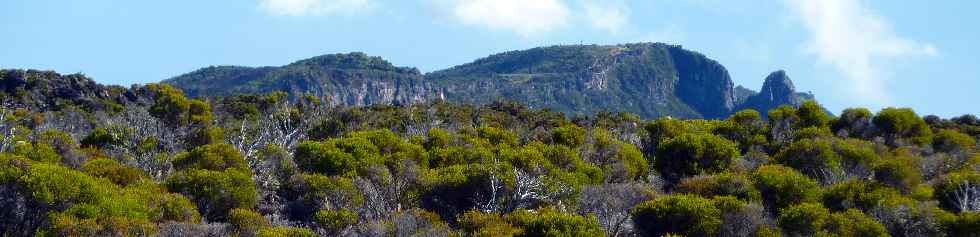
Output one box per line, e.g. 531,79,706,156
632,194,722,237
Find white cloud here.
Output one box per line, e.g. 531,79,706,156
443,0,571,36
583,1,629,33
786,0,937,104
258,0,373,16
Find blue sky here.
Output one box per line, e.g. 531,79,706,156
1,0,977,117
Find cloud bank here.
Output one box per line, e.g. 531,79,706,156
786,0,937,104
258,0,373,16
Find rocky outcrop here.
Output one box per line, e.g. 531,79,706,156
736,70,822,116
0,69,139,111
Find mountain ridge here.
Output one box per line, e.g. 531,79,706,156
160,43,818,119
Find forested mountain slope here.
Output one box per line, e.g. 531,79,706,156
164,43,818,119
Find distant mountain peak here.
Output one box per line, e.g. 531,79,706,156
288,52,420,74
735,70,826,117
759,70,795,104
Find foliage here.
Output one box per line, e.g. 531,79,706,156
778,203,888,237
0,76,976,236
654,133,738,183
256,227,317,237
874,107,934,145
165,168,256,221
172,143,247,171
632,194,722,237
81,127,124,149
82,158,145,186
676,172,761,201
551,124,586,148
832,108,874,138
313,209,358,233
821,180,901,212
458,211,522,237
874,156,923,193
229,208,271,235
507,208,605,237
796,101,830,128
752,165,820,211
934,129,976,153
0,155,199,235
935,171,980,213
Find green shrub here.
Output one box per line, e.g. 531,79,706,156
184,126,224,148
655,133,738,182
256,227,317,237
796,101,830,128
12,142,61,163
716,110,768,152
313,209,358,233
792,126,833,141
458,211,521,237
778,203,889,237
832,108,874,138
0,156,199,235
80,127,123,149
589,128,648,181
507,208,605,237
778,203,832,236
873,156,923,193
229,208,271,234
82,158,145,186
775,138,839,181
166,168,256,221
828,209,889,237
551,125,586,148
478,126,518,147
752,165,820,211
944,212,980,237
171,143,247,171
873,107,933,145
632,194,722,237
294,129,423,176
934,129,976,153
821,180,901,212
292,174,364,210
188,99,213,125
147,84,191,125
676,172,761,201
644,118,692,145
935,171,980,213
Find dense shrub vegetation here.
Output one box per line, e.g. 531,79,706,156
0,79,978,236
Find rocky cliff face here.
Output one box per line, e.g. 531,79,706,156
668,47,735,119
163,44,818,119
426,43,704,118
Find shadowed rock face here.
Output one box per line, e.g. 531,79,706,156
758,70,796,106
735,70,823,117
162,44,817,119
669,47,735,119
